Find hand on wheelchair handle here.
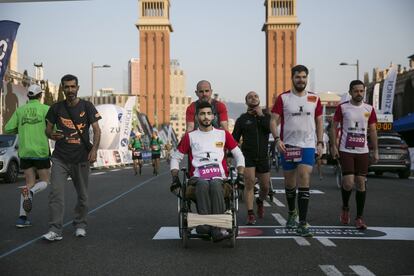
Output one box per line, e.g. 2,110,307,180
236,173,245,189
170,176,181,196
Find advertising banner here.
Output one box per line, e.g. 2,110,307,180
380,66,397,114
0,21,20,82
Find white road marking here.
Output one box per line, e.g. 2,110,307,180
263,200,271,207
349,265,376,276
271,213,310,246
110,169,121,172
272,197,285,207
272,189,324,194
319,265,343,276
271,177,284,180
272,213,286,225
316,237,337,247
91,172,106,176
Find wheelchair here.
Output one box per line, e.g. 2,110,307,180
177,167,239,248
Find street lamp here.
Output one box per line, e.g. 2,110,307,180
339,59,359,80
91,62,111,103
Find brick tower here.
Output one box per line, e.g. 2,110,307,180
262,0,300,108
136,0,173,127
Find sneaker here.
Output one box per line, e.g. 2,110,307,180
296,223,313,237
286,210,298,228
256,198,264,218
21,187,33,213
75,228,86,237
16,216,32,228
340,207,350,225
355,217,367,230
211,228,231,243
139,167,142,175
42,231,63,241
246,213,256,225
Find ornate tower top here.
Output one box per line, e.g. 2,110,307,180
136,0,173,32
262,0,300,30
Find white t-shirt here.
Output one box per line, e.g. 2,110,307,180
272,90,323,148
333,101,377,154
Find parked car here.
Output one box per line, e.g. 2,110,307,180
368,132,411,179
0,134,20,183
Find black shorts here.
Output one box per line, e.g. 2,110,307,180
20,158,51,170
132,150,143,160
152,153,161,160
339,151,369,176
245,157,269,173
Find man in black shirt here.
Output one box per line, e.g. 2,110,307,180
42,74,101,241
233,91,271,225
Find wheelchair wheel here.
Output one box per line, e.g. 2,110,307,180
182,229,189,248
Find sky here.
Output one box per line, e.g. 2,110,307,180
1,0,413,103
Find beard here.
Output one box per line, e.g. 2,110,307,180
199,120,212,128
353,96,363,102
247,101,260,109
293,82,307,92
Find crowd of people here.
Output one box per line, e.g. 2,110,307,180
7,64,378,242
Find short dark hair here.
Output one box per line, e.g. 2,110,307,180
349,80,365,91
28,93,42,100
61,74,78,86
197,101,213,114
291,65,309,77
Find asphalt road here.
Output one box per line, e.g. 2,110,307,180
0,161,413,276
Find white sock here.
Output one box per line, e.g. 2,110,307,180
30,181,48,195
19,194,27,217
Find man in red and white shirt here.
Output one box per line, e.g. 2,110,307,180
186,80,229,132
331,80,379,230
270,65,324,237
171,101,245,242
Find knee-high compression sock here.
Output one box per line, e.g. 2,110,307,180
356,190,366,218
30,181,48,195
341,187,352,209
285,187,296,212
298,187,310,223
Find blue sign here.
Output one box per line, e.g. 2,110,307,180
0,21,20,83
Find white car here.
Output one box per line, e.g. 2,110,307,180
0,134,20,183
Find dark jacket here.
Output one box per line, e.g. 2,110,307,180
232,110,271,160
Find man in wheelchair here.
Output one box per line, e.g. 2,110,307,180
170,101,245,242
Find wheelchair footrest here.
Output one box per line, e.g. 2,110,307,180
187,212,233,229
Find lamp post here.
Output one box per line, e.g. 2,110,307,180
339,59,359,80
91,62,111,104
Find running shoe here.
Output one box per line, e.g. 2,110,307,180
139,166,142,175
42,231,63,241
296,223,313,237
16,216,32,228
286,210,298,228
21,186,33,213
246,213,256,225
340,207,350,225
75,228,86,237
211,228,231,243
355,217,367,230
256,198,264,218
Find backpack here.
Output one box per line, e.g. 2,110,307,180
194,99,220,129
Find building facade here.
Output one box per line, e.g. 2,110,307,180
129,58,140,97
169,60,191,139
263,0,300,108
136,0,173,127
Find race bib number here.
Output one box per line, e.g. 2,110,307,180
152,145,160,151
345,133,365,148
197,164,221,180
133,150,141,157
284,147,302,162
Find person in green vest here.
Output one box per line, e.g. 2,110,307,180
129,131,144,175
150,129,163,175
5,84,50,228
